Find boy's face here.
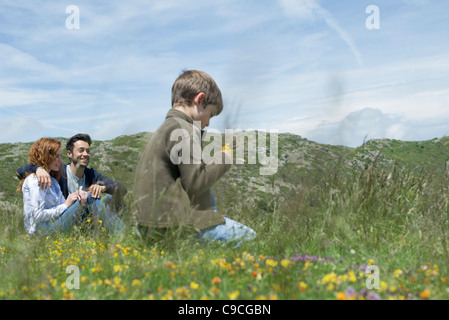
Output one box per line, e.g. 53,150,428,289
196,103,218,129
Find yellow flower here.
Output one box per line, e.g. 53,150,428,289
113,265,124,272
348,271,357,282
297,281,307,292
280,259,291,268
321,272,337,285
302,260,311,271
368,259,375,266
393,269,403,278
132,279,142,287
113,277,122,286
228,290,240,300
190,281,200,290
380,281,388,292
266,259,278,267
222,143,232,154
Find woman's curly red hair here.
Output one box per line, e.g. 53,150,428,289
17,138,62,192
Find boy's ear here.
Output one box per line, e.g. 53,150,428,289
193,92,206,107
66,150,72,160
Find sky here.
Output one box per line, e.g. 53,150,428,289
0,0,448,147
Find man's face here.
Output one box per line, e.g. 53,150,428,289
67,140,90,168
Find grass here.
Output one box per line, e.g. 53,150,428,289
1,154,449,300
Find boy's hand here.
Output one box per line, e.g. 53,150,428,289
36,167,51,190
89,184,106,198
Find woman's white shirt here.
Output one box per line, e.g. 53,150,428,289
22,174,68,234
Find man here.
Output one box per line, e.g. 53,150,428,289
17,133,127,211
132,70,255,246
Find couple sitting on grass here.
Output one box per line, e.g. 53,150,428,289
16,70,255,247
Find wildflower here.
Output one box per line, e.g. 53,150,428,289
266,259,278,268
345,287,356,298
190,281,200,290
175,287,191,299
302,260,311,271
368,259,375,266
228,290,240,300
132,279,142,287
222,143,232,154
393,269,403,278
348,271,357,282
280,259,291,268
113,265,125,273
366,292,381,300
336,292,347,300
297,281,307,293
211,276,221,285
209,286,220,296
113,277,122,286
321,272,337,285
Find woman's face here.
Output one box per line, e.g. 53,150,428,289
48,147,63,173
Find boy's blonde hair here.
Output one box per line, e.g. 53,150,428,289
171,70,223,114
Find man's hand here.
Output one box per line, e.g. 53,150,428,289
36,167,51,190
89,184,106,198
78,189,88,206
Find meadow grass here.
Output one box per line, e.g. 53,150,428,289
1,160,449,300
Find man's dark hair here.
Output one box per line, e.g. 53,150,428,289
66,133,92,153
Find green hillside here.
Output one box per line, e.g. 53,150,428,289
1,132,449,208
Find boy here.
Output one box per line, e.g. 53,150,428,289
132,70,255,245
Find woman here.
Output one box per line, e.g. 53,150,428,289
18,137,123,235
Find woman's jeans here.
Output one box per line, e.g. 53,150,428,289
39,193,124,235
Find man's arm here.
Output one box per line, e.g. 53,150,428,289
86,168,127,199
16,164,52,189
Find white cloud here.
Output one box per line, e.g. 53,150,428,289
306,108,411,147
0,117,46,143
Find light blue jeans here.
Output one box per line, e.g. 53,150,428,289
197,217,256,247
197,190,256,247
40,193,124,235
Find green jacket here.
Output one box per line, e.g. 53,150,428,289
132,109,230,231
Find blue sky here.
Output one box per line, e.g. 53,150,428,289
0,0,448,147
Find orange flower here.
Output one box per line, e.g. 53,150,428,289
212,276,221,285
420,289,430,299
336,292,347,300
